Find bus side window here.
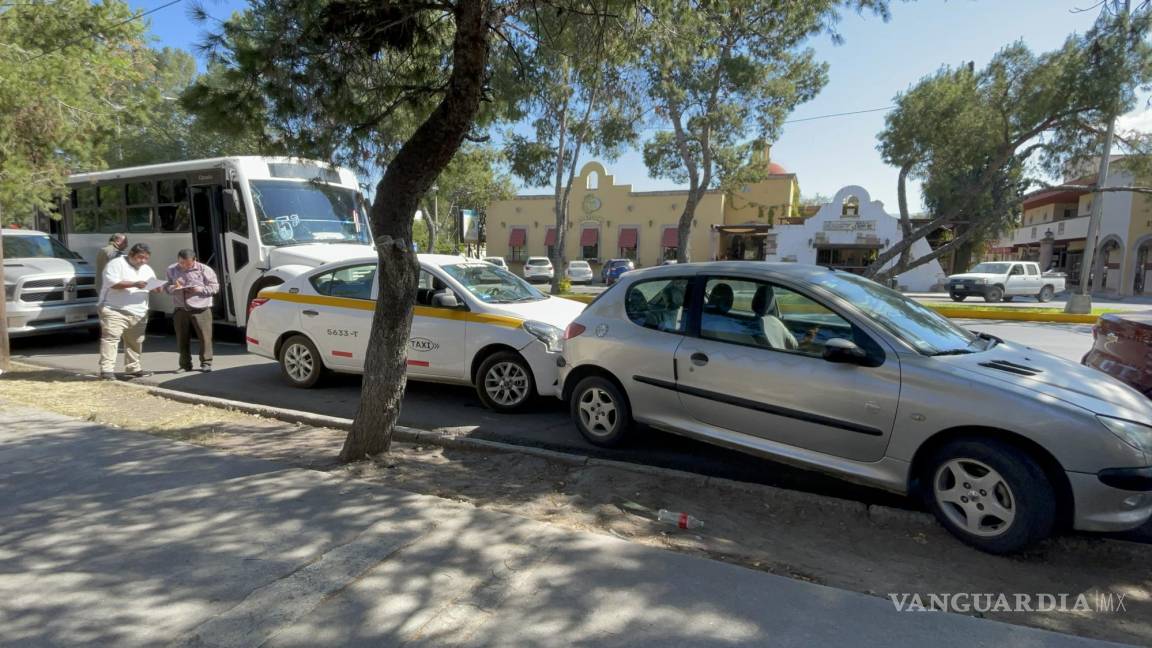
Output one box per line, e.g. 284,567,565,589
158,179,190,232
71,187,98,233
98,184,125,233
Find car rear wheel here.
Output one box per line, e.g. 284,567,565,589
949,293,966,302
278,334,324,388
476,351,535,412
983,285,1004,303
924,439,1056,554
571,375,632,447
1037,285,1055,302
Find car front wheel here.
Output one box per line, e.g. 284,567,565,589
476,351,535,412
278,334,325,388
924,439,1056,554
570,375,632,447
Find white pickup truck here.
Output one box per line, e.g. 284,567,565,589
947,261,1066,303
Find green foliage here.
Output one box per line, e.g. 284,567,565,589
0,0,151,220
422,144,515,251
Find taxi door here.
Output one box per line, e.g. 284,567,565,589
299,263,376,370
409,269,468,379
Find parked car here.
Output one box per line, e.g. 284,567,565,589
247,254,585,411
522,256,554,283
947,261,1065,303
601,258,635,285
484,257,508,269
566,260,594,284
2,228,99,337
559,262,1152,553
1083,312,1152,398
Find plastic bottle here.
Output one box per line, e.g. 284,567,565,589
657,509,704,530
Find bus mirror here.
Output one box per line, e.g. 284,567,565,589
223,188,242,217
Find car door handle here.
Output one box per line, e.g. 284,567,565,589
690,352,709,366
302,310,319,317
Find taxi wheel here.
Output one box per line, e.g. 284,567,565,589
570,376,632,447
476,351,536,412
923,439,1056,554
279,334,324,388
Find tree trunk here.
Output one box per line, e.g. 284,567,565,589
549,76,570,295
339,0,492,463
894,162,914,276
873,226,980,283
422,198,437,253
0,225,9,375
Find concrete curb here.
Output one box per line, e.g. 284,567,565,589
11,359,936,532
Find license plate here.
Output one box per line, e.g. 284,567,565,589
66,312,87,324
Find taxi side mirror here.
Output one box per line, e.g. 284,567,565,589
433,292,460,309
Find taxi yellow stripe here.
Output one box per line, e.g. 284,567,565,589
262,291,524,328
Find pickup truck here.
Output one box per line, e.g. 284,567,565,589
947,261,1066,303
3,228,100,336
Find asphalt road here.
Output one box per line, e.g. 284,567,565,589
9,318,1096,511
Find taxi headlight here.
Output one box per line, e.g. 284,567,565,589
523,320,564,353
1098,416,1152,456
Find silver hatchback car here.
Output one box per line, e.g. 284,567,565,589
559,262,1152,553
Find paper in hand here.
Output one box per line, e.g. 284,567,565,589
144,278,168,291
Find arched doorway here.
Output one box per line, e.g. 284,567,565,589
1092,236,1124,293
1133,236,1152,295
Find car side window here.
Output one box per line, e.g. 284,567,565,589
310,264,376,300
417,270,461,308
1026,265,1039,276
625,278,691,334
699,277,860,358
1010,264,1023,276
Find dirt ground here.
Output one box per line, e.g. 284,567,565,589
3,363,1150,644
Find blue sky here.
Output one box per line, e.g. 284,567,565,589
138,0,1132,211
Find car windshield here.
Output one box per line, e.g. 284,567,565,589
2,234,81,260
815,272,982,355
251,180,372,247
969,263,1012,274
441,263,547,303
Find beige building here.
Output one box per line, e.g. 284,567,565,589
486,150,801,275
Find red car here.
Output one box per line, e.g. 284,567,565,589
1083,312,1152,397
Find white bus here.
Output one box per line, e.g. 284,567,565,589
44,157,373,326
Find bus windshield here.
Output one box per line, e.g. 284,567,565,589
250,180,371,247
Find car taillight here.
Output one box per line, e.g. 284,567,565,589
565,322,586,339
247,297,269,318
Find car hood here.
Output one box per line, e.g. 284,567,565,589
943,340,1152,422
948,273,995,281
267,244,374,269
4,257,92,279
484,296,586,329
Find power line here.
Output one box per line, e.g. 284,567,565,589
26,0,185,62
782,105,895,124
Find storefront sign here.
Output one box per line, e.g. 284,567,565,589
824,219,876,232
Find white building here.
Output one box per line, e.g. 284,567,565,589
766,186,946,292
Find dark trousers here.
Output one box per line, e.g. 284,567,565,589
174,307,213,369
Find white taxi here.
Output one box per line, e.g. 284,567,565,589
245,254,586,411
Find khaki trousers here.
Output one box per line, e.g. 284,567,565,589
98,306,147,373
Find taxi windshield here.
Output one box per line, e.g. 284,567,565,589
441,263,546,304
250,180,371,247
815,272,981,355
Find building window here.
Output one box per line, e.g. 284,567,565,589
544,227,557,260
1064,208,1075,219
580,226,599,260
661,226,679,261
618,226,638,261
841,195,860,217
586,171,599,190
508,227,527,261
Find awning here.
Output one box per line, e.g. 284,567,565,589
509,228,526,247
618,227,638,248
580,228,599,246
544,227,557,246
661,228,679,248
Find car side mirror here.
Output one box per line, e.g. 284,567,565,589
223,188,243,218
433,292,460,309
822,338,870,365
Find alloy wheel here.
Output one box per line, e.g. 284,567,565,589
484,361,529,406
577,387,618,437
933,458,1017,537
283,343,314,383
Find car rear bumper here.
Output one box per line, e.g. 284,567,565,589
1068,470,1152,532
6,302,99,337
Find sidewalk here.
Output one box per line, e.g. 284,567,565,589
0,402,1119,647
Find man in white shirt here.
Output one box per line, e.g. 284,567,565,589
98,243,161,380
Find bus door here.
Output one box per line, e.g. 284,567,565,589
189,177,231,322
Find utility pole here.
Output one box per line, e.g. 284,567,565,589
1066,0,1128,315
0,204,9,375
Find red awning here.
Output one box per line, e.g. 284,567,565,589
580,228,599,246
661,228,679,248
544,227,557,246
618,227,638,249
509,228,526,247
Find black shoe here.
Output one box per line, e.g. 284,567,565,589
199,364,212,373
99,372,118,381
126,370,153,378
